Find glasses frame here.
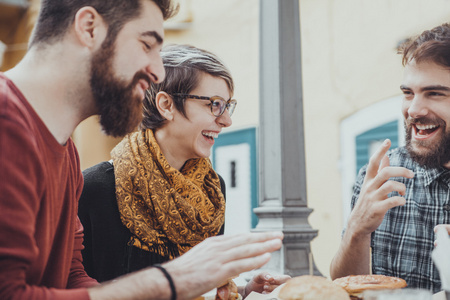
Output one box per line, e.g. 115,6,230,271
172,93,237,117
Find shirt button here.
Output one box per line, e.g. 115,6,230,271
444,205,450,211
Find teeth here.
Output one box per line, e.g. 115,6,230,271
202,131,219,138
416,124,438,130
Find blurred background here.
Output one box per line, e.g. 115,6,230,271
2,0,450,278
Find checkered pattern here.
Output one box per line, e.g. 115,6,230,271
351,147,450,293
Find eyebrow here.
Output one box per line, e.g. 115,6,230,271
400,85,450,92
141,31,163,44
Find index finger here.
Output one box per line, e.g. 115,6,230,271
211,231,284,251
222,236,282,264
366,139,391,181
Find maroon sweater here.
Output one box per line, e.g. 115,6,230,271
0,73,98,299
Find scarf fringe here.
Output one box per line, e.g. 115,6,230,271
128,235,180,259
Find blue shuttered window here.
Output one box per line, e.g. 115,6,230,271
355,120,399,175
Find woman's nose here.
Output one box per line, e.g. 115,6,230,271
217,109,232,127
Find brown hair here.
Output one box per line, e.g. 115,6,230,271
140,44,234,130
30,0,178,48
399,23,450,68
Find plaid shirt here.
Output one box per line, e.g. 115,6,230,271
351,147,450,293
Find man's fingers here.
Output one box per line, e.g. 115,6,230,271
209,231,283,252
366,139,391,180
217,238,283,280
378,196,406,211
377,166,414,180
220,253,273,278
162,232,284,300
376,180,407,197
370,167,414,192
222,238,282,264
378,154,390,172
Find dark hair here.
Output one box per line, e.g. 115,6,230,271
140,44,234,130
30,0,178,48
399,23,450,68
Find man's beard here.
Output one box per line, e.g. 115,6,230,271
405,117,450,169
89,41,150,137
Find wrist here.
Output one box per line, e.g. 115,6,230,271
344,224,371,246
154,264,177,300
141,267,173,300
345,217,369,241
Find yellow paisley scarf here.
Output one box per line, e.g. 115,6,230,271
111,129,225,259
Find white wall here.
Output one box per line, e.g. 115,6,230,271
215,144,252,235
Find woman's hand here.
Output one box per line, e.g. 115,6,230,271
242,272,291,298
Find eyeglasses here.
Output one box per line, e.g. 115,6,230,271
173,93,237,117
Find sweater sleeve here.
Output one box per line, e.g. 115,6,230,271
67,155,98,289
0,85,92,299
67,217,99,289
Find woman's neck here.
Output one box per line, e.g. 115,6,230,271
154,129,186,171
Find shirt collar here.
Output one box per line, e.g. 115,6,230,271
421,167,450,186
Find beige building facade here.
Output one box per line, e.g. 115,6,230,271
2,0,450,278
300,0,450,278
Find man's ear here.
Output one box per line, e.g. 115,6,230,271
73,7,107,49
156,92,175,121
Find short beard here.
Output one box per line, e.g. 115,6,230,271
405,117,450,169
89,39,150,137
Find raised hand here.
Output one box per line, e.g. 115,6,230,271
330,139,415,279
348,139,414,236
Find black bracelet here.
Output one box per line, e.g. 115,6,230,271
154,264,177,300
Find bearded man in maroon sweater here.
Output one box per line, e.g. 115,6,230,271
0,1,283,299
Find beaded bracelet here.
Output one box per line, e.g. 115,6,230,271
154,264,177,300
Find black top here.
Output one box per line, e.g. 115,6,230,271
78,161,226,282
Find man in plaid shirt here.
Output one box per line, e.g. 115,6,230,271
330,23,450,293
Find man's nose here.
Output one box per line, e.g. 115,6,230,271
407,95,429,118
145,54,165,84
